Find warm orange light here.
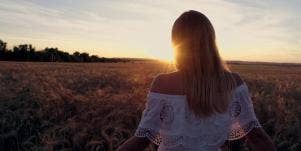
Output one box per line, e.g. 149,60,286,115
153,49,174,63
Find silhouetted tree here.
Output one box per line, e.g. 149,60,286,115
10,44,35,61
90,55,99,62
0,39,131,63
0,39,7,60
29,45,36,60
44,47,57,62
72,51,82,62
80,52,90,62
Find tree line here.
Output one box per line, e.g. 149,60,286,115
0,39,130,63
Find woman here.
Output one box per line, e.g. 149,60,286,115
117,10,276,151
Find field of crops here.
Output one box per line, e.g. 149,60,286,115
0,61,300,151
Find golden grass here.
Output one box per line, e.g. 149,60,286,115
0,61,300,150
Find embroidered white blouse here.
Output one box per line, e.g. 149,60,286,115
134,83,261,151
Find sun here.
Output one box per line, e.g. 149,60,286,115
153,51,174,63
146,45,175,63
159,54,174,63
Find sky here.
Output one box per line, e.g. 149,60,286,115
0,0,300,63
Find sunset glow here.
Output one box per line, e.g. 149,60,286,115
0,0,300,63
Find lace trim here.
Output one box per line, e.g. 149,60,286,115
228,120,261,140
134,127,162,145
135,127,228,147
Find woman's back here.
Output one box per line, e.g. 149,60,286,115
117,10,276,151
134,72,261,151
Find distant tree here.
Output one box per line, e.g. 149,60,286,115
60,52,71,62
10,44,35,61
90,55,99,62
44,47,58,62
0,39,7,60
0,39,131,63
80,52,90,62
28,45,35,60
72,51,82,62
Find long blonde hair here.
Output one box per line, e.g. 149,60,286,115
172,10,236,117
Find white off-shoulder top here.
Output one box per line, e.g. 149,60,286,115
134,83,261,151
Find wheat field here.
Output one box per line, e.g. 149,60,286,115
0,61,300,151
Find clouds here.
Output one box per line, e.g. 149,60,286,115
0,0,300,62
219,0,301,62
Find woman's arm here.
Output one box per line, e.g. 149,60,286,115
117,75,164,151
116,136,150,151
245,127,277,151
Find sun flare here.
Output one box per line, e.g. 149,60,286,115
152,50,174,63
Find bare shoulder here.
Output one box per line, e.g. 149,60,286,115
150,71,244,93
150,71,182,94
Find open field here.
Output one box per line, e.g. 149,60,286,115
0,61,300,151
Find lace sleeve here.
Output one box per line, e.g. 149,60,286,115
134,92,162,145
228,83,261,140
